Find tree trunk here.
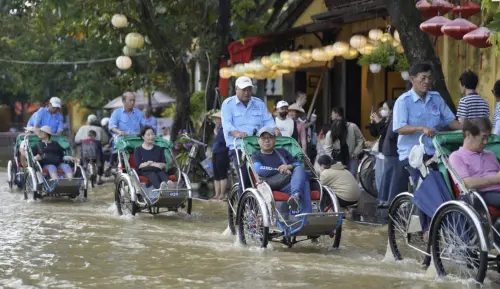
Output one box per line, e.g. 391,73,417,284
136,0,191,141
205,0,231,111
384,0,456,113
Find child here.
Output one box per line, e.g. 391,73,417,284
81,130,104,185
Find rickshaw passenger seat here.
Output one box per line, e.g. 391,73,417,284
128,153,176,183
42,168,73,175
272,190,320,201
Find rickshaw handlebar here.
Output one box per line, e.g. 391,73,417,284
180,134,207,147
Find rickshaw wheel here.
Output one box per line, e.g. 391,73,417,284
23,171,37,200
431,203,488,284
237,192,269,248
320,190,342,249
388,194,430,266
227,183,239,235
115,177,136,216
358,154,377,198
7,160,13,189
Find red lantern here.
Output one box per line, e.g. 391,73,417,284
463,27,492,48
416,0,454,19
420,16,451,36
452,2,480,18
441,18,477,40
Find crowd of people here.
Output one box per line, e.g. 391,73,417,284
16,61,500,219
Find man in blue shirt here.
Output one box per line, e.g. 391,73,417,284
108,92,145,137
27,96,51,127
143,107,157,134
33,97,64,135
393,62,461,234
221,76,278,195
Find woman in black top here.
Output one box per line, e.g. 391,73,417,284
134,126,170,189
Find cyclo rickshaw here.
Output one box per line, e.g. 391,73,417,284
23,135,88,200
7,133,32,190
113,135,193,216
387,131,500,284
227,136,343,248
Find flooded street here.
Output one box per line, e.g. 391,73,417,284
0,173,498,289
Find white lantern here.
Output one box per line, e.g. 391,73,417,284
380,33,393,43
122,46,136,56
280,50,291,61
332,42,349,56
324,45,336,58
116,56,132,70
394,30,401,43
358,43,375,55
219,67,233,79
349,35,368,49
343,47,359,60
125,32,145,49
290,51,302,63
312,48,327,61
368,29,384,41
234,64,246,74
111,14,128,28
396,45,404,53
299,49,313,63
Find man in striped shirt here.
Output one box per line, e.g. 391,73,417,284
456,70,490,123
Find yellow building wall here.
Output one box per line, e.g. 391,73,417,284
69,103,88,133
292,0,328,27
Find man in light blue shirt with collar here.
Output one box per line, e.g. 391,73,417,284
33,97,64,134
108,92,146,137
142,107,157,134
27,96,51,127
222,76,278,195
393,62,461,233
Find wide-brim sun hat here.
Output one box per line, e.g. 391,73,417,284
40,125,53,135
24,126,35,132
288,103,305,114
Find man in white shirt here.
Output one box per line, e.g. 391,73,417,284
275,100,295,137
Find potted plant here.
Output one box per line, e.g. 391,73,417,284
394,54,410,80
357,45,391,73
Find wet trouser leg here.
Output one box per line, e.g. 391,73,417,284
229,149,250,197
280,166,313,213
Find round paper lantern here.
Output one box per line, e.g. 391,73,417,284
244,72,256,78
219,67,232,79
452,2,480,18
299,49,313,63
463,27,492,48
289,60,301,68
280,59,292,67
332,41,349,55
368,29,384,41
122,46,136,56
322,45,335,58
312,48,327,61
392,40,400,47
350,35,368,49
125,32,145,49
116,56,132,70
111,14,128,28
249,60,265,72
420,16,451,37
290,51,302,63
394,30,401,43
441,18,478,40
396,45,404,53
416,0,454,19
270,53,282,64
261,56,272,67
280,50,291,61
343,47,359,60
234,63,246,74
358,43,375,55
380,33,393,43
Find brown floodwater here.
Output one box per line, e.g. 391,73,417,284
0,173,499,289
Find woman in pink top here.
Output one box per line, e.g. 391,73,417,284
449,117,500,207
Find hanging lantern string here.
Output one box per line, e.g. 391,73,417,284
0,52,148,65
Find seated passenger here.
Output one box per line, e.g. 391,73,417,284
449,117,500,208
134,126,171,190
317,155,361,207
32,125,75,180
252,126,312,213
80,130,104,185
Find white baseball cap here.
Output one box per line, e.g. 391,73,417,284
276,100,289,109
235,76,253,89
101,117,110,127
49,97,62,108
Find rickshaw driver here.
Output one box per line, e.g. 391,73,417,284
252,127,312,213
108,92,146,138
221,76,279,196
